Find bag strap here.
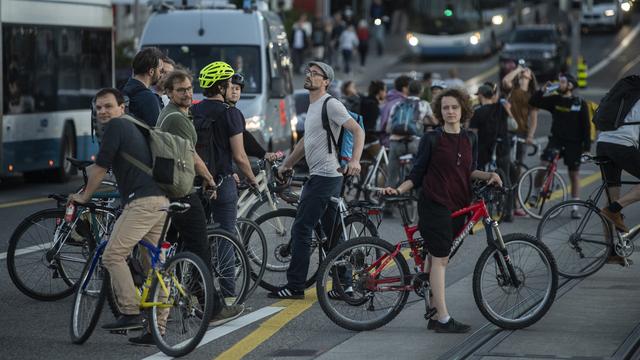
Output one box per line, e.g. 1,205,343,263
156,110,182,129
321,96,340,155
119,114,154,176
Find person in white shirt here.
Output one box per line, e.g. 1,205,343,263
339,24,359,75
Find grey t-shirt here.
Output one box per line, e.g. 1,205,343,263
304,94,351,177
597,99,640,148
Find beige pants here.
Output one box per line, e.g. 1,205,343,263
103,196,169,315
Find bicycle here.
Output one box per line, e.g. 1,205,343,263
516,147,568,219
69,200,216,357
316,184,558,331
254,175,380,292
237,157,292,219
536,154,640,278
7,158,120,301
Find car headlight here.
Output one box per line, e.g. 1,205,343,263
469,32,480,45
245,115,264,130
492,15,503,25
407,33,419,47
542,51,554,59
621,2,631,12
604,9,615,16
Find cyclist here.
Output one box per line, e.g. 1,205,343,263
155,55,176,107
597,98,640,240
529,74,591,219
379,75,411,147
359,80,386,160
122,47,165,126
69,88,169,331
271,61,364,299
382,88,502,333
191,61,257,317
430,79,447,101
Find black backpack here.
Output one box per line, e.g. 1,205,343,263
192,102,228,177
593,75,640,131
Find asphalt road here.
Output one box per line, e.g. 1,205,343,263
2,19,640,360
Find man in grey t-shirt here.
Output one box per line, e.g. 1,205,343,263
269,61,365,299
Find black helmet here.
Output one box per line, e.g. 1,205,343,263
231,73,245,90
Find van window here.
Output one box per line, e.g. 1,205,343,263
151,45,262,94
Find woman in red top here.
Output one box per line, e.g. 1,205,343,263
356,19,370,67
383,88,501,333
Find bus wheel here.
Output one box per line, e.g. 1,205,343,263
49,125,76,182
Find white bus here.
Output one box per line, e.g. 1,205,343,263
1,0,114,181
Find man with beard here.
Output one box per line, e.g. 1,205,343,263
529,74,591,218
122,47,165,126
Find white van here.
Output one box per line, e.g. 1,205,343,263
140,4,296,151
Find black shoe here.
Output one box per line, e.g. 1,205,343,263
427,319,437,330
102,314,144,331
267,286,304,299
128,331,154,346
432,318,471,333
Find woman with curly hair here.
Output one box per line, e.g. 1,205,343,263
383,88,502,333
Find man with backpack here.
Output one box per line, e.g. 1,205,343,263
122,47,165,126
69,88,169,331
386,79,432,187
271,61,364,299
529,74,591,219
594,75,640,252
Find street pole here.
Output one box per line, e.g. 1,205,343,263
570,0,581,76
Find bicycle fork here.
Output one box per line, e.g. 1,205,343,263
485,219,522,288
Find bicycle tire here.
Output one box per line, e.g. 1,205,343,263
207,227,251,305
517,166,567,219
236,217,268,298
317,236,410,331
536,200,612,278
150,251,216,357
330,213,379,246
473,234,558,330
69,249,107,344
8,208,97,301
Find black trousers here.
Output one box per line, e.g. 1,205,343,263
168,193,211,269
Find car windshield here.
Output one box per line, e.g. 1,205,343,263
510,30,556,43
148,45,261,94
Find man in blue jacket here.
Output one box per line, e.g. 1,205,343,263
122,47,165,126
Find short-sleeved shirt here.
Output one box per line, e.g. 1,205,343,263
597,99,640,149
469,103,510,168
158,102,197,148
95,117,164,204
304,93,351,177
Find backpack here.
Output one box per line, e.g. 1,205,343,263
388,98,421,136
321,97,365,167
592,75,640,131
192,102,228,176
120,114,195,199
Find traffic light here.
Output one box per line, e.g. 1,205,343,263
444,4,454,17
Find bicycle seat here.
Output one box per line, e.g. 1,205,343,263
166,202,191,214
589,155,612,165
66,157,93,170
398,154,413,163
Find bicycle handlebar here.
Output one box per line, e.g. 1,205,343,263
512,136,539,156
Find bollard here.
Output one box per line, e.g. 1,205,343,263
577,56,588,88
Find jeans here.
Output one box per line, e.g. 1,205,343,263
342,49,353,74
387,138,419,187
210,178,238,298
287,175,343,291
168,193,211,269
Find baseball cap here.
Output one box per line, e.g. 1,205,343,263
475,82,497,98
431,79,447,89
559,73,578,88
307,61,334,84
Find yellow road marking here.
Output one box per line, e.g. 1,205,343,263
549,172,602,201
0,197,51,209
215,289,319,360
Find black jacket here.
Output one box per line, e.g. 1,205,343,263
122,77,162,127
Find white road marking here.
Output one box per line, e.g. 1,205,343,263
589,23,640,77
0,244,45,260
141,306,284,360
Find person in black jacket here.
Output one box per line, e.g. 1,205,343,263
529,74,591,219
359,80,386,160
122,47,165,126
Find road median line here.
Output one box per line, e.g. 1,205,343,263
0,197,51,209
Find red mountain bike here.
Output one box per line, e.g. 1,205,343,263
316,185,558,331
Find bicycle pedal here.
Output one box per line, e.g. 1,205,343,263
109,329,129,335
424,307,437,320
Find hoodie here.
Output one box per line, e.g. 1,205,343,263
122,77,162,127
378,89,406,146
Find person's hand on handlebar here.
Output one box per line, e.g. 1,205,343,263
486,172,503,187
203,178,218,200
264,152,279,162
339,159,361,177
277,165,293,182
68,192,90,205
379,187,399,196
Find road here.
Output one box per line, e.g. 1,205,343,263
2,20,640,360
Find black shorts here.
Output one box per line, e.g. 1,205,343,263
541,137,582,171
418,194,466,258
596,142,640,187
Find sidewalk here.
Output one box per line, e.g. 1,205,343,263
317,250,640,360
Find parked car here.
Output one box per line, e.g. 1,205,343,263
581,0,630,31
498,25,568,81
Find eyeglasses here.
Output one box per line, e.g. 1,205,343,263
174,87,193,95
304,70,327,79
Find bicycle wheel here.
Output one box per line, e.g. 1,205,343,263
473,234,558,330
485,169,509,222
517,166,568,219
150,252,216,357
236,217,267,298
254,208,323,292
69,249,107,344
8,208,97,301
331,213,379,245
208,228,250,305
317,236,410,331
364,165,388,204
537,201,612,278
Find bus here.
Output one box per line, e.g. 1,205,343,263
405,0,518,57
1,0,114,181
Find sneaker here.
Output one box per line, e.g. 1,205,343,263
267,286,305,300
427,319,437,330
600,207,629,233
571,209,582,219
527,195,538,208
210,304,245,326
102,314,144,331
513,209,527,217
431,318,471,333
129,330,154,346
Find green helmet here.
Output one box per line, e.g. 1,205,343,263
199,61,234,89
